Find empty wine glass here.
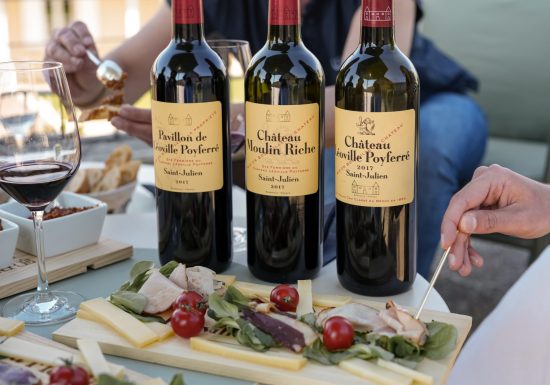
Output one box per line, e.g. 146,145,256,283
0,61,82,325
209,40,252,254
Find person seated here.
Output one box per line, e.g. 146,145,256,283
440,164,550,384
44,0,487,275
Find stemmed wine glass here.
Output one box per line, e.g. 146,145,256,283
0,61,82,324
208,40,252,253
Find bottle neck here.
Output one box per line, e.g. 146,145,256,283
172,0,205,43
360,0,395,47
267,0,302,47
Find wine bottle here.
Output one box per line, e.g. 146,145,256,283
335,0,419,295
245,0,325,282
151,0,232,272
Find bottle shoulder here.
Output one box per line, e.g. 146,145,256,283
246,42,325,83
337,45,418,86
152,41,227,79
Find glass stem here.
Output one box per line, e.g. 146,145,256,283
32,210,51,300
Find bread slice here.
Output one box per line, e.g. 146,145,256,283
86,168,104,191
91,166,122,193
105,144,133,170
120,160,141,186
79,105,120,122
66,169,90,193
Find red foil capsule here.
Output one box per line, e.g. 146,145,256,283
362,0,393,28
173,0,203,25
269,0,300,26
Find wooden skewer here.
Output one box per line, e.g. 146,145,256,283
414,246,452,320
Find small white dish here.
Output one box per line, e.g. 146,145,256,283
0,217,19,268
0,192,107,258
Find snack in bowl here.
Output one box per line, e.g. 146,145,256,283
66,145,141,212
0,192,107,258
0,218,19,269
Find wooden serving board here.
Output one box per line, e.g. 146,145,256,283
2,332,150,383
0,239,132,299
53,301,472,385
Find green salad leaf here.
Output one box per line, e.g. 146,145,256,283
235,318,277,352
423,321,458,360
119,261,154,293
210,317,241,333
159,261,180,278
371,335,422,361
97,374,135,385
224,285,251,309
169,374,186,385
109,301,165,323
304,339,393,366
298,313,318,331
208,293,239,320
110,291,147,314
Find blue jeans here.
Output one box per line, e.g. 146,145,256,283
324,92,487,278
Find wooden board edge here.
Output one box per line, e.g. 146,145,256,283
89,245,134,269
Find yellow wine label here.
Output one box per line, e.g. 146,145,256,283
151,100,223,193
246,102,319,197
335,108,416,207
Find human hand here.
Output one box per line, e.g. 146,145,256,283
440,165,550,277
111,105,152,146
45,21,103,106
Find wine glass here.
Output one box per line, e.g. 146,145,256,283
0,61,82,325
208,40,252,253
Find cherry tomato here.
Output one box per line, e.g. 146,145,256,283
173,291,207,315
171,308,205,338
49,363,90,385
323,316,355,351
270,284,299,312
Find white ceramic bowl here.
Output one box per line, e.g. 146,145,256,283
0,217,19,268
86,181,137,213
0,192,107,258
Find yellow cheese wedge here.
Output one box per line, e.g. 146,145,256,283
233,281,352,308
377,360,433,385
0,316,24,337
139,378,168,385
296,280,313,318
77,339,114,378
80,298,158,348
190,337,307,371
77,309,173,341
216,274,236,286
339,359,413,385
0,337,77,366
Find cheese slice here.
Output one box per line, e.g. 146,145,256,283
139,378,168,385
339,359,412,385
377,360,433,385
216,274,236,286
190,337,307,371
0,336,77,366
233,281,352,308
0,317,24,337
296,280,313,318
77,339,113,378
80,298,158,348
77,309,173,341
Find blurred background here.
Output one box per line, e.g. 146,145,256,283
1,0,550,332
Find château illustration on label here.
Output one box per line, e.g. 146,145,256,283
245,0,325,282
335,0,419,295
151,0,232,272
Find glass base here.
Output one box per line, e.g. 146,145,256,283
1,291,83,325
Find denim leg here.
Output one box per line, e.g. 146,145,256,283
324,147,336,208
417,92,488,277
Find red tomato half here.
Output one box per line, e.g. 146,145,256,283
171,308,205,339
49,364,90,385
270,284,299,312
323,316,355,351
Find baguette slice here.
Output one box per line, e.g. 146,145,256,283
86,168,104,191
91,166,122,193
65,169,90,194
120,160,141,186
105,144,133,169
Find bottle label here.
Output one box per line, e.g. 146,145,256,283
246,102,319,197
173,0,203,24
269,0,300,26
151,100,223,193
362,0,393,28
335,108,415,207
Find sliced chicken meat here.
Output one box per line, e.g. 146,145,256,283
169,263,188,289
186,266,216,297
316,303,390,333
138,270,183,314
379,300,428,345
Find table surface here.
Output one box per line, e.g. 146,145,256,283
0,164,450,385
